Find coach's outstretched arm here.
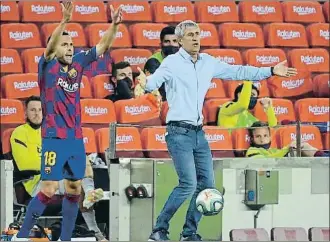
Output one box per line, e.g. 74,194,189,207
213,60,298,81
96,5,123,57
45,2,73,61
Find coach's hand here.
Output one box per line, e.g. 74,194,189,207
61,1,73,23
273,60,297,78
110,5,123,25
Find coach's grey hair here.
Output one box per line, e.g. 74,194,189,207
175,20,199,39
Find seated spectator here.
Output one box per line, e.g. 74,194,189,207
218,82,277,129
10,96,107,241
144,26,179,101
246,121,329,158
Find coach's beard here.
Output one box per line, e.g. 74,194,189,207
27,118,42,130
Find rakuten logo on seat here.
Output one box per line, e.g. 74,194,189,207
274,106,289,115
155,134,166,143
85,106,108,116
256,55,280,65
207,6,231,15
143,30,160,40
209,82,217,89
319,30,329,40
201,30,212,39
300,55,324,65
125,105,151,115
164,5,187,15
99,30,122,39
252,5,276,15
205,133,225,143
291,133,315,142
277,30,301,40
308,105,329,115
14,81,38,91
9,32,33,41
124,56,147,65
1,4,11,13
0,107,17,116
31,5,56,14
34,56,41,63
293,6,316,15
232,30,256,40
116,135,133,144
83,137,89,144
216,56,236,64
75,5,99,15
1,56,14,65
122,4,144,14
281,79,304,89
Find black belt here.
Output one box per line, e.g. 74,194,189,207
167,121,203,131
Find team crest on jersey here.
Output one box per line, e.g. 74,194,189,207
45,167,51,174
68,68,77,79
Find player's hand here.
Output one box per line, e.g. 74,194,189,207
136,67,147,89
260,97,272,110
110,5,123,25
273,60,298,78
61,1,73,23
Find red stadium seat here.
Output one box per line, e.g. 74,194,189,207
82,127,97,154
109,1,151,22
130,23,167,48
322,133,329,151
91,75,114,99
282,1,325,23
205,79,226,100
323,2,330,23
1,73,39,99
21,48,45,73
203,98,230,125
312,74,329,98
1,23,41,49
194,1,239,23
71,1,107,23
80,75,92,99
243,48,286,67
0,1,20,22
198,23,220,47
140,127,169,158
86,23,131,48
0,99,25,136
201,49,243,65
203,126,234,158
306,23,329,47
0,48,23,74
239,1,283,23
111,48,152,72
219,23,264,48
151,1,195,23
1,128,15,156
19,1,62,22
295,98,329,123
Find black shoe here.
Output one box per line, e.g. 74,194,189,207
148,230,170,241
180,233,202,241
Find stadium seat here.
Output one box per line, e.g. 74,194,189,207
254,98,296,124
114,94,161,126
271,227,308,241
80,75,92,99
0,99,25,136
111,48,152,72
71,1,107,23
19,1,62,22
287,48,329,73
1,128,15,158
264,23,308,47
140,127,169,158
201,49,243,65
1,73,39,99
86,23,131,48
198,23,220,47
309,227,330,241
243,48,286,67
0,1,20,22
238,1,283,23
91,74,114,99
306,23,330,47
1,23,41,49
282,1,325,23
159,101,168,125
312,74,329,97
295,98,329,123
151,1,195,23
204,126,234,158
232,128,277,157
323,1,330,22
80,99,116,129
267,71,313,98
219,23,264,48
82,127,97,154
95,127,144,158
130,23,167,48
203,98,230,125
195,1,238,23
21,48,45,73
0,48,23,74
205,79,226,100
230,228,270,241
275,125,323,150
41,23,86,47
109,1,152,22
225,80,269,99
322,133,329,151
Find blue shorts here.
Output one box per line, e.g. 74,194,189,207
41,138,86,181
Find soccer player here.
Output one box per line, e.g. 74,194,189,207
11,2,123,241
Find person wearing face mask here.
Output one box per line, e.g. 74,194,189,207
144,26,179,101
217,81,277,129
246,121,328,158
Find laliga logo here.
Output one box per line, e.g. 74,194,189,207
0,107,17,116
57,78,79,93
308,105,329,116
205,133,225,143
116,135,133,144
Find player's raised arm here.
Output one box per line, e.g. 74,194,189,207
44,1,73,61
96,5,123,57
